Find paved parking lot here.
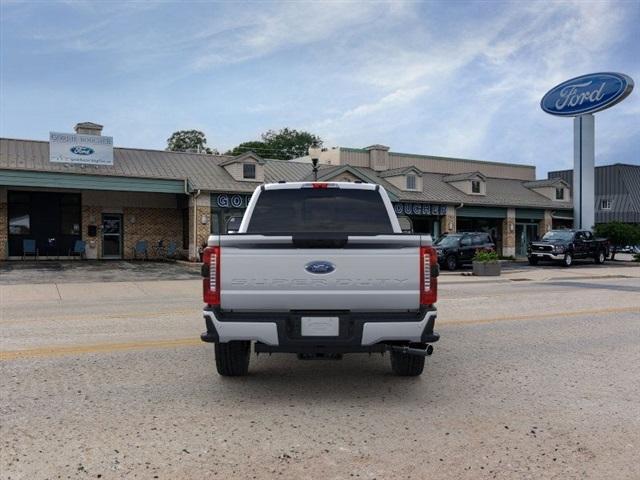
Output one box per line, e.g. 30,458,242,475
0,260,201,285
1,262,639,479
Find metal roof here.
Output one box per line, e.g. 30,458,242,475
549,164,640,222
443,171,486,182
1,137,572,210
523,178,567,188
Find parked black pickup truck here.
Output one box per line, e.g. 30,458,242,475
528,230,609,267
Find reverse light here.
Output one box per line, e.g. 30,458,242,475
420,246,438,306
202,246,220,305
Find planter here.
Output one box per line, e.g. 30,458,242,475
472,260,501,276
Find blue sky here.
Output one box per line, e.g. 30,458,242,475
1,0,638,176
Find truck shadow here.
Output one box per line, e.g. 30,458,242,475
209,352,450,406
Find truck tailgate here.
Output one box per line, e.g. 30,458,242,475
218,235,421,311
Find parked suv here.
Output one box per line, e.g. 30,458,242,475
434,232,496,270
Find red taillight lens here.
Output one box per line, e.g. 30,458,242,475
202,246,220,305
312,182,329,189
420,246,438,305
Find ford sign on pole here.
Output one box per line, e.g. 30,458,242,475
541,72,634,116
541,72,634,230
49,132,114,166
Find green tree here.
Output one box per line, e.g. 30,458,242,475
226,128,322,160
167,130,217,154
594,222,640,260
225,141,269,157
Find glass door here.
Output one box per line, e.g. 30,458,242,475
102,214,123,259
516,223,539,257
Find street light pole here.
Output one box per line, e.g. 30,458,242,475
308,143,321,181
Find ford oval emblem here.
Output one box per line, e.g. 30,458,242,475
541,72,634,117
305,261,335,274
70,146,95,155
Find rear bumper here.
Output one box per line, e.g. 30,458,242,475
201,306,438,351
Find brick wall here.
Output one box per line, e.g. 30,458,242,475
539,210,553,237
440,205,457,234
187,205,211,261
502,208,516,257
81,205,103,259
0,200,7,261
123,207,182,260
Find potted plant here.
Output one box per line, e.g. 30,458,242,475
472,250,501,276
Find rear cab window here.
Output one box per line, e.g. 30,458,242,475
246,188,393,234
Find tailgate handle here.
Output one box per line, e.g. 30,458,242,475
292,234,348,248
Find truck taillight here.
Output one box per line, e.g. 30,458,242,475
420,246,438,305
202,246,220,305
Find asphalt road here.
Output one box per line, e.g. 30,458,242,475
1,273,639,479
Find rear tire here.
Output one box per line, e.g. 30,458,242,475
215,341,251,376
562,253,573,267
390,349,425,376
446,255,457,271
595,250,606,264
528,256,539,265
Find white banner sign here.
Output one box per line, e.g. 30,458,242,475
49,132,114,166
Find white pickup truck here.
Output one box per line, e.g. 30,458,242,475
200,181,439,376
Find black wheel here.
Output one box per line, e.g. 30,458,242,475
528,256,539,265
215,341,251,376
390,349,425,376
562,253,573,267
446,255,457,271
594,250,606,264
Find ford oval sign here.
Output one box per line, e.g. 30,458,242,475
305,261,335,274
541,72,634,116
70,146,95,155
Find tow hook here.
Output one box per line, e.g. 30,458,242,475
387,344,434,357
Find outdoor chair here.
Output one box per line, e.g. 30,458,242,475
133,240,149,260
22,239,38,261
153,239,166,258
68,240,86,260
165,240,178,259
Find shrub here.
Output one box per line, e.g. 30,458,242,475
594,222,640,260
473,250,499,262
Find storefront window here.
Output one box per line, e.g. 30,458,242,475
8,192,30,234
9,209,30,234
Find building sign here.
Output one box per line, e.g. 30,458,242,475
394,203,447,216
213,193,251,209
540,72,634,117
49,132,114,165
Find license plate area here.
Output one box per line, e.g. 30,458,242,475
301,317,339,336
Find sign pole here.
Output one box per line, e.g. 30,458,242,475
541,72,633,231
573,114,595,229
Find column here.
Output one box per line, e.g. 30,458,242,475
502,208,516,257
573,114,595,229
188,193,211,261
0,188,7,260
538,210,553,239
440,205,457,234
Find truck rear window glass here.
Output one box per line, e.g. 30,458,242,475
246,188,394,234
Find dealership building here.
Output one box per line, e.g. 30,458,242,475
1,122,576,261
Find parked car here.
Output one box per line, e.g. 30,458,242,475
527,230,609,267
200,182,439,377
434,232,496,271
